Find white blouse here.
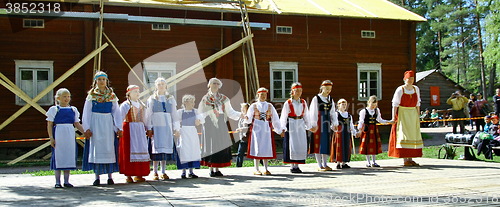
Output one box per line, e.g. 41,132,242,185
357,107,389,130
391,85,421,107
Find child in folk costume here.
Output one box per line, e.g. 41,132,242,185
145,77,180,181
119,85,151,183
175,94,202,179
330,99,357,169
245,88,281,175
280,82,317,173
308,80,335,171
198,78,241,177
236,103,250,167
82,71,122,186
356,95,391,167
46,88,85,188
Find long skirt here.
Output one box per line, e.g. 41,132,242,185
200,117,232,167
330,125,352,162
359,124,383,155
119,122,150,177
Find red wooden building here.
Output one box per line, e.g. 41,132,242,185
0,0,425,145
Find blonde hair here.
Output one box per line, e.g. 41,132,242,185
319,80,333,93
152,77,169,100
367,95,377,104
337,98,347,105
181,94,196,109
54,88,71,106
290,82,302,98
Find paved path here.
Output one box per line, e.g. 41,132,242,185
1,158,500,206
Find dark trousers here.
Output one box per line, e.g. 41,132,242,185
474,119,485,132
452,110,466,134
236,141,247,167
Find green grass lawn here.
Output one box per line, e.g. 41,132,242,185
7,132,499,176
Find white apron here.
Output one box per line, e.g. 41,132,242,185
89,113,116,163
288,118,307,160
128,122,150,162
249,119,273,158
151,112,174,154
54,123,76,168
177,126,202,163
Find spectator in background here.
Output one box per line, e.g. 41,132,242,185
446,91,469,134
468,94,477,130
471,93,490,132
493,88,500,117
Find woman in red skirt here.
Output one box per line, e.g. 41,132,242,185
389,70,423,166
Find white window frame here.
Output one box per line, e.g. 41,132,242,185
14,60,54,106
143,62,177,97
357,63,382,101
361,30,376,38
152,23,171,31
23,19,44,28
269,62,298,102
276,26,293,34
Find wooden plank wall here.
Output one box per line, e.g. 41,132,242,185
416,72,468,111
0,4,417,141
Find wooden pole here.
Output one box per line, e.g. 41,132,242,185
0,43,108,131
351,134,356,155
97,0,104,72
102,32,148,90
7,141,51,165
140,34,253,98
0,74,46,115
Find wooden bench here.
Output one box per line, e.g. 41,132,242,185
440,143,500,160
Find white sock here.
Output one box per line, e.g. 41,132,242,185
314,154,322,168
63,170,70,184
108,173,113,179
153,161,159,174
366,155,371,164
263,159,269,171
372,155,377,163
254,159,260,171
161,161,166,174
182,169,186,175
321,154,329,167
55,170,61,185
189,168,194,174
95,174,100,180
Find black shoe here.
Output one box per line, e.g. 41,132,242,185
107,179,114,185
372,163,380,167
63,183,74,188
181,174,187,179
55,184,63,188
342,164,351,169
336,164,341,169
290,168,302,173
366,164,372,167
92,179,100,186
209,172,216,177
189,174,198,178
214,171,223,177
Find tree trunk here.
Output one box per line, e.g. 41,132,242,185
474,0,487,97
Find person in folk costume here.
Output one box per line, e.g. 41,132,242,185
389,70,423,166
280,82,317,173
245,87,281,175
308,80,336,171
330,99,357,169
119,85,151,183
235,103,251,167
356,95,391,167
198,78,242,177
46,88,85,188
82,71,122,186
145,77,180,181
174,94,202,179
